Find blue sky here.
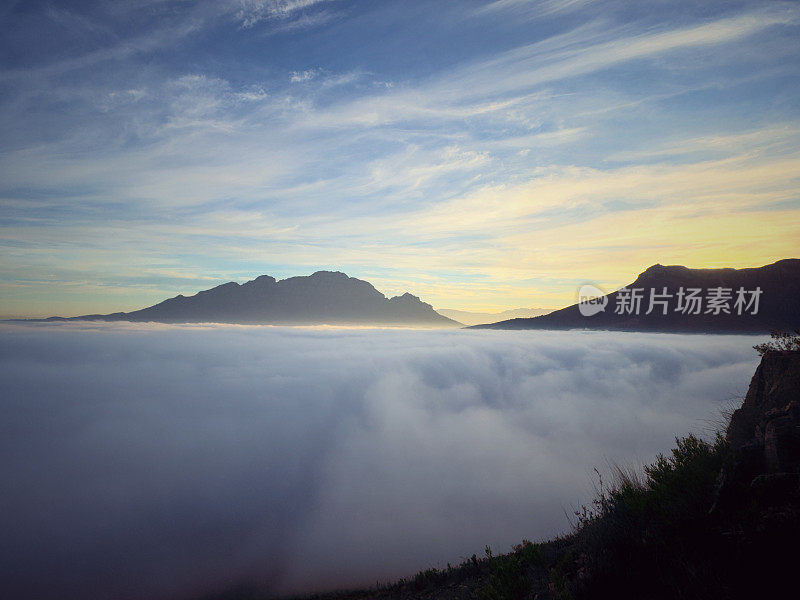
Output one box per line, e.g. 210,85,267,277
1,0,799,317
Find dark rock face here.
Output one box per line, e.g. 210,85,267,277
726,352,800,472
52,271,460,327
726,351,800,470
717,351,800,509
474,258,800,333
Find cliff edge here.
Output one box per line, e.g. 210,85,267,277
714,350,800,513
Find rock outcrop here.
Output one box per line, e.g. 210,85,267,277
727,351,800,469
716,350,800,510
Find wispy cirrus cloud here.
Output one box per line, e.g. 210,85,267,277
0,1,799,316
299,6,798,130
290,68,319,82
473,0,595,19
235,0,335,28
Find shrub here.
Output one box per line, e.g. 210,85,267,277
475,540,543,600
753,329,800,355
573,434,730,599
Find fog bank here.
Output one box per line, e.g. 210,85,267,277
0,324,764,599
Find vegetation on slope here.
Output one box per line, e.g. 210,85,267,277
209,429,793,600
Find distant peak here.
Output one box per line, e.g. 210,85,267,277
636,263,690,280
310,270,348,279
390,292,422,303
641,263,686,274
250,274,276,284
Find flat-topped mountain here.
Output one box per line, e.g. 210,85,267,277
42,271,460,327
473,259,800,333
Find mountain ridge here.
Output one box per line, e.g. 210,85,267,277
472,259,800,333
437,307,554,326
31,271,460,327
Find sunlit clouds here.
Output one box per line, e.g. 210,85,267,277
0,1,798,316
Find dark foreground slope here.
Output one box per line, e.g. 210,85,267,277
473,259,800,333
37,271,459,327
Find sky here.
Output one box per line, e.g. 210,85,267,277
0,324,764,598
1,0,799,317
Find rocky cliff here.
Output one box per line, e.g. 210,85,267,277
716,350,800,511
727,351,800,467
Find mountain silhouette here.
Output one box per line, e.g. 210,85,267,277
472,259,800,333
43,271,460,326
437,307,553,326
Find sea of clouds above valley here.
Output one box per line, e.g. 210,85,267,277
0,324,766,599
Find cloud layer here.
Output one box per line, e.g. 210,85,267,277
0,324,764,598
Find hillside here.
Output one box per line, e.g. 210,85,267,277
473,259,800,333
436,307,553,326
39,271,460,327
